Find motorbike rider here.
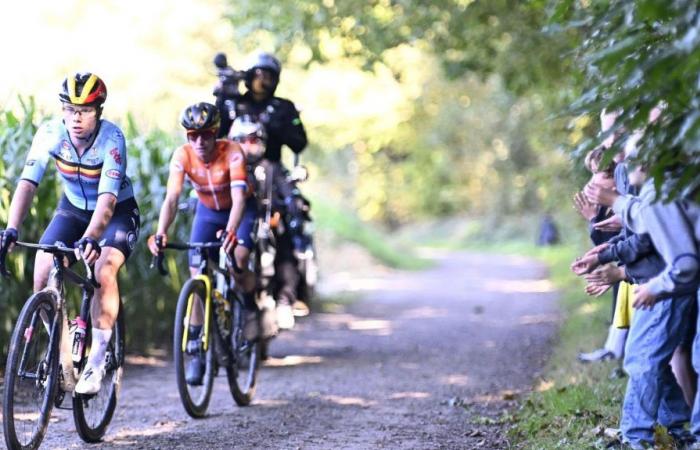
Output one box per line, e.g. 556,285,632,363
215,51,308,329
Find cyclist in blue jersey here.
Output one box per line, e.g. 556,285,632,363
0,72,140,395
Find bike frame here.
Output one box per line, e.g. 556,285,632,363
154,243,231,354
182,274,213,352
1,242,100,389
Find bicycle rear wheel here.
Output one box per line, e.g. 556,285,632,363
226,300,260,406
173,278,215,418
3,291,60,450
72,301,125,443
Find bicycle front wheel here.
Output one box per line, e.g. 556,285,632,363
226,300,260,406
173,278,215,418
73,300,125,443
3,291,60,450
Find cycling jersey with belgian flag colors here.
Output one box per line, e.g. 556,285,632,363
20,119,134,210
169,139,250,211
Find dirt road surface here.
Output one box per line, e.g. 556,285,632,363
1,250,559,449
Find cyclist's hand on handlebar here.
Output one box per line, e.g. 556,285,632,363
147,234,167,256
75,237,102,265
0,228,18,253
217,230,238,255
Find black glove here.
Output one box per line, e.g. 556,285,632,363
75,237,102,258
0,228,18,250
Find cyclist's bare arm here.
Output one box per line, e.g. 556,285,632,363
225,187,246,237
76,193,117,264
83,193,117,240
5,180,37,236
157,169,185,236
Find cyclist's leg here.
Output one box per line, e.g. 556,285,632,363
89,198,139,328
233,197,257,294
236,199,276,340
91,248,126,329
188,202,228,326
76,199,138,394
272,229,300,329
34,198,87,291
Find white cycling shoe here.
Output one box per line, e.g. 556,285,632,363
75,364,106,395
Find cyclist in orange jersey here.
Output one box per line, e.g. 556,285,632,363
147,102,260,385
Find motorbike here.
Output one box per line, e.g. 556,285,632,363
211,52,318,317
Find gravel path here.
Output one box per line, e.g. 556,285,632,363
1,250,559,449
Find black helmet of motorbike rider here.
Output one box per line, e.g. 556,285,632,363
229,115,267,163
244,51,282,98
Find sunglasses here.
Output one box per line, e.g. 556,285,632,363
234,135,262,145
62,105,97,117
186,129,216,141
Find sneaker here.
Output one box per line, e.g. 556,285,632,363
578,348,616,363
292,300,310,317
185,357,205,386
75,364,106,395
276,303,295,330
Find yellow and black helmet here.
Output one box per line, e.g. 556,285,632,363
59,72,107,106
180,102,220,131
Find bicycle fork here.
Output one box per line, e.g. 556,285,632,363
182,275,213,353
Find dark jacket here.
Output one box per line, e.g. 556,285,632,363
589,206,618,246
216,92,307,163
597,232,666,284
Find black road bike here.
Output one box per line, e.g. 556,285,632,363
1,241,124,449
153,241,260,418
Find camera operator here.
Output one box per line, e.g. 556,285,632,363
214,51,308,330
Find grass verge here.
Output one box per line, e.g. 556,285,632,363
454,238,629,448
498,242,627,449
312,197,431,270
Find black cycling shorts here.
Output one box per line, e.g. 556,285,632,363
39,195,140,259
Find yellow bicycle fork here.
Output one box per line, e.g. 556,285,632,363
181,275,213,352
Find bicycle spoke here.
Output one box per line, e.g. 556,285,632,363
6,300,56,448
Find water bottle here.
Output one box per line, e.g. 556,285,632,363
71,317,87,363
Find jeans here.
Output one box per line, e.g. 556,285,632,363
689,293,700,438
621,294,694,445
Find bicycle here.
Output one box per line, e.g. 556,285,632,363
152,239,260,418
0,240,124,449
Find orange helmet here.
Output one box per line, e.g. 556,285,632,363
59,72,107,106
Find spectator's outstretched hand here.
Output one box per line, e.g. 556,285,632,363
593,214,623,232
571,254,600,275
585,283,611,297
584,242,610,258
584,264,625,286
573,192,597,221
632,284,658,309
584,182,619,207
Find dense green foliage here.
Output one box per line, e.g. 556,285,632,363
552,0,700,201
226,0,577,95
229,0,700,209
226,0,587,225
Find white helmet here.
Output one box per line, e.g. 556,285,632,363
229,116,267,162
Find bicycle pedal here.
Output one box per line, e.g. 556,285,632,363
54,391,73,410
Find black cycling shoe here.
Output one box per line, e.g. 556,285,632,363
185,357,205,386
